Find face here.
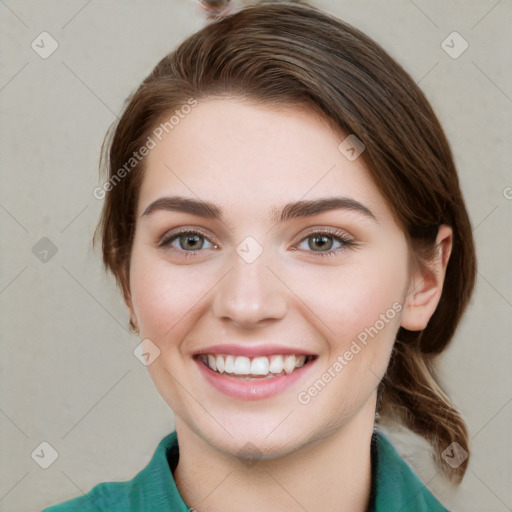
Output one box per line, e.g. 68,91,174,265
127,98,412,458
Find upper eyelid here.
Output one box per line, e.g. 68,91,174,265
292,226,355,247
159,226,351,238
298,226,353,237
159,226,214,242
294,230,355,250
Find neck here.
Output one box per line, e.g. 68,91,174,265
174,398,376,512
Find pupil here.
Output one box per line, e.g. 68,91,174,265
181,234,202,250
309,234,332,252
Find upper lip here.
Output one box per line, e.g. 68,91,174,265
193,344,317,358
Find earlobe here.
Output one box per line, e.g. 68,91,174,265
126,294,139,335
400,225,453,331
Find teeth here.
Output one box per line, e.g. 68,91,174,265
225,355,235,374
283,355,296,374
215,354,225,373
269,355,284,374
200,353,311,377
234,356,251,375
251,356,269,375
207,354,217,372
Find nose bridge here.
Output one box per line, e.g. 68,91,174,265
212,245,287,327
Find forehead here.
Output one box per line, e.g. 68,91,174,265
139,98,390,224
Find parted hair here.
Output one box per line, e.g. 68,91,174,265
97,0,476,482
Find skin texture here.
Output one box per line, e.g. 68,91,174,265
125,98,452,512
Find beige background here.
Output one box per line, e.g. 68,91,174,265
1,1,511,511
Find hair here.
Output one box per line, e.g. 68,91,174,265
96,0,476,482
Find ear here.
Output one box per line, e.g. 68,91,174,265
400,225,453,331
121,263,138,332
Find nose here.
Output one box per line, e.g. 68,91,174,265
212,252,288,329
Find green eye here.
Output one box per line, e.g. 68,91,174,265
160,229,215,252
178,233,208,251
307,234,335,252
296,231,356,257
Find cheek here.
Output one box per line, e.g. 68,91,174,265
293,267,404,415
292,249,407,346
129,251,210,341
287,242,408,401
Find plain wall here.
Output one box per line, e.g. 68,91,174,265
1,1,511,511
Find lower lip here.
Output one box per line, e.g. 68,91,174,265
195,358,315,400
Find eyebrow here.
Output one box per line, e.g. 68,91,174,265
276,197,377,223
142,196,222,219
141,195,377,223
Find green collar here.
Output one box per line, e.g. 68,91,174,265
372,431,449,511
42,430,450,511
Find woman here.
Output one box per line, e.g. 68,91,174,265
43,1,476,510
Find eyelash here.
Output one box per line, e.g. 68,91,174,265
159,228,217,259
294,229,357,257
158,228,357,259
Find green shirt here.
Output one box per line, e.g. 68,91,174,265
41,430,450,511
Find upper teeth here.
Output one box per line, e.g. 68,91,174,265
200,354,309,376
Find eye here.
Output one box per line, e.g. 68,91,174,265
159,228,218,254
295,229,356,257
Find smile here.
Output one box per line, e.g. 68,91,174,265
194,347,317,400
198,353,315,379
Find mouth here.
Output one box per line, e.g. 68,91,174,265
194,350,318,400
197,353,316,380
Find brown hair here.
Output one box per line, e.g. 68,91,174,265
96,0,476,482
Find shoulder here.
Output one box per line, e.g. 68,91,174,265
40,480,134,512
40,432,189,512
373,430,451,512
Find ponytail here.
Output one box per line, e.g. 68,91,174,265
378,339,469,482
